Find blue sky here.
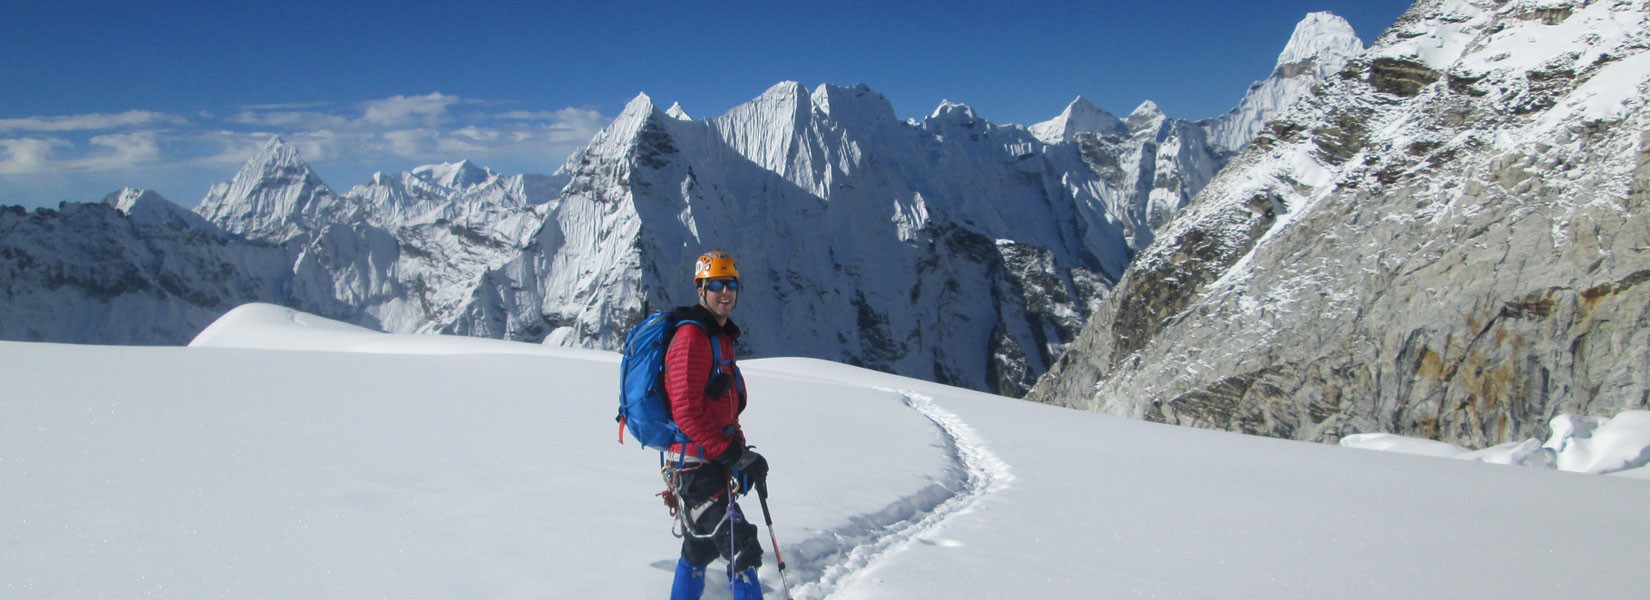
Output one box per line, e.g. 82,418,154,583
0,0,1414,210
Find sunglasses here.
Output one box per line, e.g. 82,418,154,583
702,279,740,292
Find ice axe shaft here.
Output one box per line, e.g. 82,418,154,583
756,482,793,599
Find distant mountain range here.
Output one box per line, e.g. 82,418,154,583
1,12,1367,401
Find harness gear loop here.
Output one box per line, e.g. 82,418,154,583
660,462,686,536
657,489,680,517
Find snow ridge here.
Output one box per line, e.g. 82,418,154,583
787,389,1010,599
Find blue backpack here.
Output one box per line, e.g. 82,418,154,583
616,312,727,450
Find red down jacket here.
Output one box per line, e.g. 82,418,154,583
664,306,746,461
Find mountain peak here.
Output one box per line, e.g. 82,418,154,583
223,136,324,191
1277,12,1364,71
760,81,809,100
1130,100,1162,117
733,82,813,126
193,134,351,242
608,93,661,129
810,83,898,126
708,82,815,172
929,100,979,122
1030,96,1125,143
106,187,214,230
579,93,666,157
248,136,305,171
104,187,167,213
1125,101,1167,134
412,160,494,190
665,102,692,120
1204,12,1365,154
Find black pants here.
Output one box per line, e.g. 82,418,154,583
675,462,763,572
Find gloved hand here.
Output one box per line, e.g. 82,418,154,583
719,444,768,489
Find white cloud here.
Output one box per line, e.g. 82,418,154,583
0,138,66,174
0,110,186,133
0,93,608,200
0,133,162,174
381,129,438,158
224,95,605,168
550,109,606,142
498,110,559,120
184,132,278,168
451,126,500,143
229,93,465,133
361,93,462,129
229,109,351,131
288,131,341,162
84,132,163,167
238,101,335,112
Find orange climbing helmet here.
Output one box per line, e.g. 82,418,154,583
694,251,739,282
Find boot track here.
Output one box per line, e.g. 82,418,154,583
783,388,1011,599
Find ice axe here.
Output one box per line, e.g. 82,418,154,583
756,481,793,599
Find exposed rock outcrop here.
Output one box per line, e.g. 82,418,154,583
1030,0,1650,447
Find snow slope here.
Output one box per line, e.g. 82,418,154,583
3,304,1647,598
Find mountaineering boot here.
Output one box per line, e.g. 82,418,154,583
731,567,764,600
670,557,706,600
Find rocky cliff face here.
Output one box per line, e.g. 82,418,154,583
1028,0,1650,447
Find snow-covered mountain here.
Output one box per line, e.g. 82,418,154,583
194,138,364,243
0,11,1363,397
1028,96,1125,144
436,8,1364,396
0,190,291,344
1205,11,1367,154
1029,0,1650,448
345,159,560,237
444,83,1138,396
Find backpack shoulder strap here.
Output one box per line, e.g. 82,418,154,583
672,319,728,384
709,329,725,368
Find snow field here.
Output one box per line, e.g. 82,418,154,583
3,304,1648,598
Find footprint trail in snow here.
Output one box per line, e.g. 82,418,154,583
780,388,1012,600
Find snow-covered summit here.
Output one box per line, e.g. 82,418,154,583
104,187,214,230
1029,96,1126,144
1277,11,1365,69
194,136,361,242
578,93,663,165
928,99,978,123
347,163,548,239
411,160,496,190
1125,100,1168,133
811,83,900,128
708,82,830,179
1206,12,1366,153
1021,12,1358,156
